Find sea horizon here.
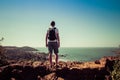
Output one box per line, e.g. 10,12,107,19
35,47,118,62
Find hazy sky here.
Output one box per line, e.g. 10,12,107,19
0,0,120,47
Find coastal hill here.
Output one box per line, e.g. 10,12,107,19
3,46,48,61
3,46,38,51
0,46,120,80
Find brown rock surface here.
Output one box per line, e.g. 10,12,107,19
0,56,118,80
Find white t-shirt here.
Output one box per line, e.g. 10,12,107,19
47,26,58,33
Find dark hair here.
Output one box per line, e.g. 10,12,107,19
51,21,55,27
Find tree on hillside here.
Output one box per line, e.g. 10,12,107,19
0,37,4,45
0,37,4,41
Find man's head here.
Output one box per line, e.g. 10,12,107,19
51,21,55,27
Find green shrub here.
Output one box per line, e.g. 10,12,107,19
111,58,120,80
0,46,8,66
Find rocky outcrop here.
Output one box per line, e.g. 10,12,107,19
0,64,51,80
0,56,118,80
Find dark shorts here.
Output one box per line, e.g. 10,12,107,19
48,42,59,54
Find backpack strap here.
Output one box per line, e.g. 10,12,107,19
48,27,56,34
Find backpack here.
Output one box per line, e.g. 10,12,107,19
48,28,57,40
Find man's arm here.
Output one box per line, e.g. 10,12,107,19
57,33,60,48
45,33,48,47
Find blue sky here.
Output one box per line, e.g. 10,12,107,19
0,0,120,47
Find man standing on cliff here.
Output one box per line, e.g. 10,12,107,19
45,21,60,67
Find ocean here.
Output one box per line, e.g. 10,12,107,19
36,47,117,62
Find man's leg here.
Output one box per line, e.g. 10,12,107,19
54,42,59,66
49,53,52,67
55,53,58,65
48,42,53,67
